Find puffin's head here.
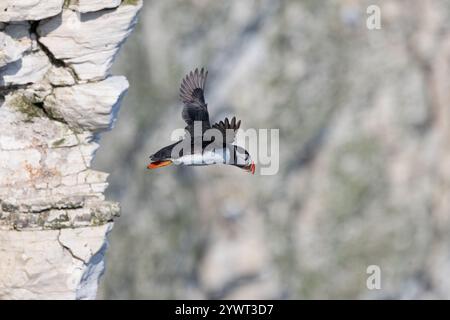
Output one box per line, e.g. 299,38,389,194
231,145,255,174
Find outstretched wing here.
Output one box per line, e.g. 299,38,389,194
180,68,210,138
211,116,241,145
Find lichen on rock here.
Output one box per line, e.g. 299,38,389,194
7,94,46,122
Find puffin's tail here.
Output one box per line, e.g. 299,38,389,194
147,160,173,170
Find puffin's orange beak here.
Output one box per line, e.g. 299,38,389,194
244,162,255,174
147,160,172,170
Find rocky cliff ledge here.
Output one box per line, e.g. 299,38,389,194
0,0,142,299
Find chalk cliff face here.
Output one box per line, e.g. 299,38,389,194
0,0,142,299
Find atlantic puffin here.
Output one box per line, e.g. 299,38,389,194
147,68,255,174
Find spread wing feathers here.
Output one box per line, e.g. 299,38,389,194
180,67,208,105
180,68,210,138
212,116,241,144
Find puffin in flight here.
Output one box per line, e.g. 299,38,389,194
147,67,255,174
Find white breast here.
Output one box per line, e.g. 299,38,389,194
173,148,230,166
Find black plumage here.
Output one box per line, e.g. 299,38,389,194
180,67,210,137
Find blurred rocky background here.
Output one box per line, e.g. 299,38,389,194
94,0,450,299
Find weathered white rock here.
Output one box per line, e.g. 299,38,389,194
45,65,76,86
44,76,129,132
0,223,113,300
0,0,64,22
0,0,140,301
69,0,122,13
0,91,119,230
0,50,50,87
38,2,142,80
0,22,32,67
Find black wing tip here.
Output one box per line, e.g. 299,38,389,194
179,67,208,104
